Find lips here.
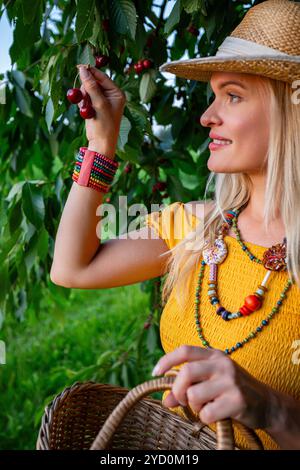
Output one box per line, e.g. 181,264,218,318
208,140,232,151
209,132,232,142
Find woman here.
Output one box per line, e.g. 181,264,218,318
50,0,300,449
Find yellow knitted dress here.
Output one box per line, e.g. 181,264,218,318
143,201,300,450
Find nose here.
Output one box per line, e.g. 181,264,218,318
200,103,222,128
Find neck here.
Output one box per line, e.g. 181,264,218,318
242,173,282,223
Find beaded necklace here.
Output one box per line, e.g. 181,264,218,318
194,208,293,355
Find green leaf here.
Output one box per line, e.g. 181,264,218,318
182,0,202,14
146,324,158,353
164,0,181,34
22,182,45,229
22,0,43,24
0,262,9,304
24,231,39,271
139,70,157,103
15,86,33,118
117,115,131,151
8,199,23,234
75,0,95,42
45,97,54,132
9,3,42,63
205,15,216,43
5,181,26,203
78,43,95,66
126,101,148,131
173,158,196,175
37,227,49,261
89,16,102,48
178,169,201,190
11,70,26,88
109,0,137,40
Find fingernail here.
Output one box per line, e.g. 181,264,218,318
151,364,161,377
179,399,188,406
79,66,91,79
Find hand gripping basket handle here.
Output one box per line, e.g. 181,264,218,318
90,370,264,450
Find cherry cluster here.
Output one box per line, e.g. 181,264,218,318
66,51,110,120
152,181,168,199
66,85,95,119
133,58,153,74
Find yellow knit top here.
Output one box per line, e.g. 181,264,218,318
143,201,300,450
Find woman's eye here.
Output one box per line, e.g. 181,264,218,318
208,93,240,105
228,93,240,103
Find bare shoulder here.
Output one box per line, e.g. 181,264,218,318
184,200,215,219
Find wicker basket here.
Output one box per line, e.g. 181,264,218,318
36,370,265,450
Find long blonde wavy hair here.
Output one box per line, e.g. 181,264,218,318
158,75,300,312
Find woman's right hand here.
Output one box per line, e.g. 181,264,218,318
77,65,127,148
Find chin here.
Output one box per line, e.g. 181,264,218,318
207,160,234,173
207,152,243,173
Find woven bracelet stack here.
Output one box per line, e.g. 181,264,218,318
72,146,119,193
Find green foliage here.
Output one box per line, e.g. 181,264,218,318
1,283,163,449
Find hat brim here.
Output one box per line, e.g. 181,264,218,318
159,55,300,84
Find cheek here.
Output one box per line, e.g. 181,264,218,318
232,109,269,165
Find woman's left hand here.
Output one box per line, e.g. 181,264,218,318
152,345,274,430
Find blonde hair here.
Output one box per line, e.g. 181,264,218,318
159,75,300,312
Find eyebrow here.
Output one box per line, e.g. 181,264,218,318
211,80,247,90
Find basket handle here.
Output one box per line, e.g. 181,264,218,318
90,372,264,450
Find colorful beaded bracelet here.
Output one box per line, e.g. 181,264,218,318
72,147,119,194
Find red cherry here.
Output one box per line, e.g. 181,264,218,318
152,183,158,193
79,104,96,119
95,55,110,68
124,164,132,173
134,63,144,74
102,19,109,31
187,25,198,36
105,197,111,202
67,88,83,104
142,59,152,69
156,181,167,191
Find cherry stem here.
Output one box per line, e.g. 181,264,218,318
73,72,80,89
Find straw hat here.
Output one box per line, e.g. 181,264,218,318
159,0,300,84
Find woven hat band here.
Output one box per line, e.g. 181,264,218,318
216,37,294,59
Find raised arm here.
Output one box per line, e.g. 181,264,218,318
50,66,171,288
